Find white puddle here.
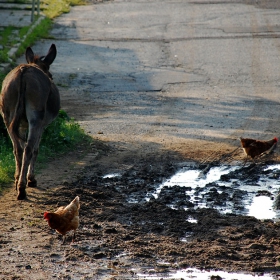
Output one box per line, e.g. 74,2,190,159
147,164,280,220
265,164,280,171
247,196,275,219
186,216,197,223
103,173,121,178
151,166,238,199
138,268,275,280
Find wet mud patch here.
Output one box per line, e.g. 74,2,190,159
152,162,280,220
44,159,280,278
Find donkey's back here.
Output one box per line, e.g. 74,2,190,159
0,44,60,200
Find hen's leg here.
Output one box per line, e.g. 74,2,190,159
72,231,76,243
62,235,66,245
242,156,248,167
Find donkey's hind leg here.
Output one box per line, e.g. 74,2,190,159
6,127,24,191
13,141,24,191
17,124,43,200
27,138,41,188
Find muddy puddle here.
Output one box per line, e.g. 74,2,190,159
144,163,280,220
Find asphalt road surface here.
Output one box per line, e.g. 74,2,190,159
32,0,280,161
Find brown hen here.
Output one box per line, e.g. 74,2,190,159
44,196,80,244
240,137,278,160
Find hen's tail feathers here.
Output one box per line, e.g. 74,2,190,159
260,139,278,158
72,196,80,208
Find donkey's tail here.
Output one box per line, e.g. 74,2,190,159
9,66,27,141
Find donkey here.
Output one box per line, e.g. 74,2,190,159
0,44,60,200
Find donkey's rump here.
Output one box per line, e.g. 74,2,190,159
20,65,59,126
2,65,58,127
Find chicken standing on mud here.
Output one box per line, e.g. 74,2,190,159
44,196,80,244
240,137,278,161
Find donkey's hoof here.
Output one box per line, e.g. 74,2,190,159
27,179,37,188
17,190,27,200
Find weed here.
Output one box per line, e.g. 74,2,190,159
38,110,91,162
0,26,15,63
56,82,68,87
69,73,78,79
41,0,86,18
0,136,14,189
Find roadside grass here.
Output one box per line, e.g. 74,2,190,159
0,17,52,64
0,110,92,191
0,137,14,187
38,110,91,164
0,0,87,64
42,0,86,19
0,0,91,191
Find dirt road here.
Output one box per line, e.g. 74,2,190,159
1,0,280,279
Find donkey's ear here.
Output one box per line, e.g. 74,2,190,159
25,47,35,64
43,44,57,66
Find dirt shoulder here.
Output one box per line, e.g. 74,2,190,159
0,137,280,279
